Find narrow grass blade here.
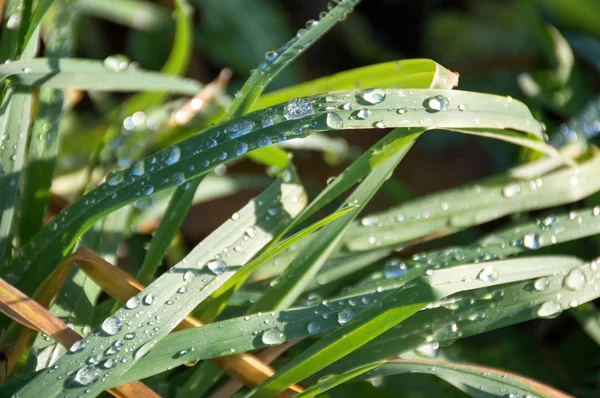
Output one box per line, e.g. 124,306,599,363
569,303,600,346
137,177,204,285
253,59,458,111
20,0,55,54
0,277,160,397
294,362,386,398
16,179,306,397
367,358,573,398
341,147,600,252
0,58,202,93
73,0,170,31
222,0,361,119
252,128,422,312
9,89,545,298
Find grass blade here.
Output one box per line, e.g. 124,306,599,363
0,58,202,93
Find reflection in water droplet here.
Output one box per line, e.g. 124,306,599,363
73,366,99,386
143,293,155,305
425,95,449,111
533,277,549,292
226,119,255,139
261,328,284,345
283,98,314,120
537,301,562,318
207,259,227,275
523,233,542,250
356,89,386,105
337,309,354,324
126,296,140,309
477,265,499,283
165,146,181,165
307,321,322,334
102,316,122,335
326,112,344,129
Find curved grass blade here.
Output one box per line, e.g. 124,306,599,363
252,128,422,312
9,89,546,298
57,255,586,388
16,180,306,397
20,0,55,54
365,358,573,398
247,255,581,397
253,59,458,111
0,58,202,93
222,0,362,119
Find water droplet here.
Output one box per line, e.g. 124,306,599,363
183,271,194,281
564,268,585,291
101,358,116,369
537,301,562,318
104,55,130,72
257,136,272,147
102,316,122,335
143,185,154,196
106,171,124,186
226,119,255,139
231,212,240,221
356,89,386,105
170,172,185,186
354,108,370,120
458,104,468,111
307,321,322,334
593,206,600,216
337,309,354,325
326,112,344,129
126,296,140,309
265,50,278,62
502,183,521,198
261,117,273,128
397,107,407,114
73,366,99,386
165,146,181,165
477,266,499,283
207,259,227,275
131,161,145,177
235,142,248,156
283,98,314,120
261,328,284,345
425,95,449,111
69,340,85,353
533,277,549,291
143,293,155,305
374,120,386,128
523,233,542,250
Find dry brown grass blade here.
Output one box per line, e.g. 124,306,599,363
58,248,303,393
390,358,575,398
0,278,160,397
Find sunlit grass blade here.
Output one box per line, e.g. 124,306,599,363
252,128,422,312
253,59,458,110
16,179,306,397
137,176,204,285
295,362,386,398
8,89,546,299
0,58,202,93
19,0,54,54
340,146,599,252
196,204,358,322
0,277,160,398
365,358,573,398
222,0,361,119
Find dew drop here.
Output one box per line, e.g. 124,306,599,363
337,309,354,325
265,50,278,62
307,321,322,334
533,277,549,292
523,233,542,250
261,328,284,345
396,107,407,114
207,259,227,275
356,89,386,105
283,98,314,120
143,185,154,196
502,183,521,198
165,146,181,165
477,265,499,283
69,340,85,353
354,108,370,120
131,161,145,177
143,293,155,305
235,142,248,156
103,55,130,72
257,136,272,147
106,171,124,186
102,316,122,335
593,206,600,216
226,119,255,139
537,301,562,318
73,366,99,386
564,268,585,291
170,172,185,187
101,358,116,369
425,95,449,111
374,120,386,128
126,296,140,309
326,112,344,129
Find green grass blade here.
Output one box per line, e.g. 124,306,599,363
20,0,55,54
73,0,170,31
8,89,545,297
137,176,204,285
0,58,202,93
253,59,458,111
251,128,422,312
222,0,361,120
341,147,599,252
16,179,306,397
294,362,386,398
366,358,569,398
0,0,24,62
17,0,74,245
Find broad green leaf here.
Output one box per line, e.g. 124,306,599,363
16,179,306,397
8,90,547,300
252,128,422,312
0,58,202,93
253,59,458,111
